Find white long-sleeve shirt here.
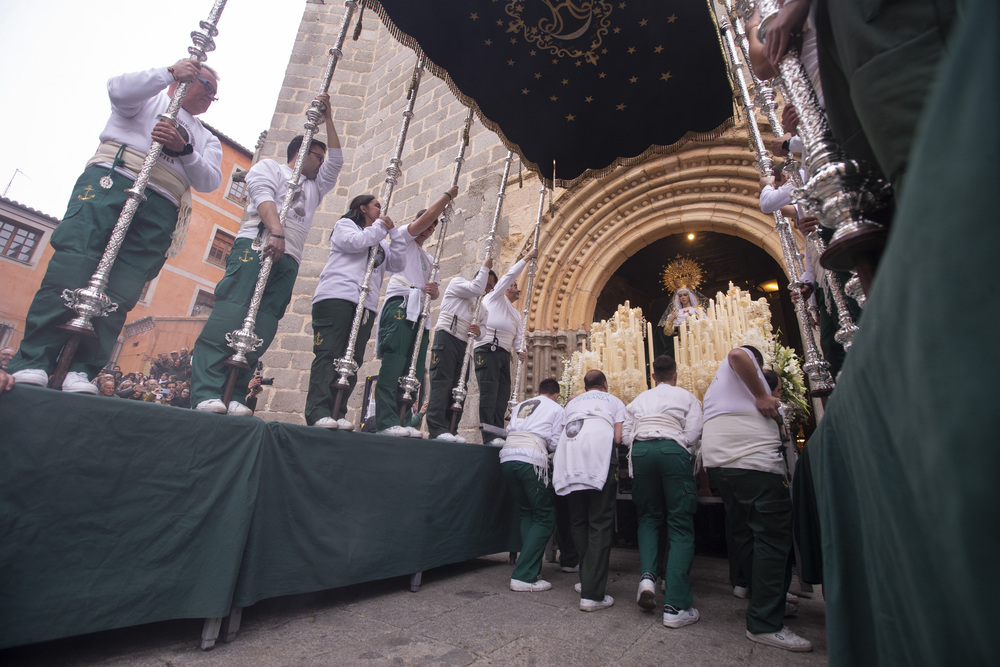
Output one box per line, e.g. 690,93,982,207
500,395,566,468
553,390,626,495
381,223,434,328
98,67,223,201
235,148,343,264
433,265,491,337
313,217,403,311
476,259,526,353
622,383,703,454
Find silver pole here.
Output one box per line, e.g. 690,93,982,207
507,181,545,414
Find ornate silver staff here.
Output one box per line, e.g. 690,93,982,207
717,8,835,397
397,108,475,425
329,52,428,422
448,151,514,435
507,181,545,415
50,0,228,390
219,0,361,406
749,0,890,293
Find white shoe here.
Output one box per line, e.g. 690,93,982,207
574,582,582,593
637,578,656,610
63,371,97,394
227,401,252,416
336,418,354,431
436,433,457,442
733,585,749,599
195,399,228,414
747,627,813,652
12,369,48,387
405,427,423,438
379,425,410,437
510,578,552,592
560,564,580,573
784,600,799,618
486,438,505,447
663,606,700,628
452,434,467,443
580,595,614,612
313,417,339,429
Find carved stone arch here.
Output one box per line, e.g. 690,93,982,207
522,134,790,333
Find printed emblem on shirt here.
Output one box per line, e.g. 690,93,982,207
517,399,540,420
373,245,386,269
77,185,97,201
566,419,583,438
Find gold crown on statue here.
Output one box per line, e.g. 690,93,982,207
661,256,704,293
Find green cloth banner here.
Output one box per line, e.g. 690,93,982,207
0,386,518,649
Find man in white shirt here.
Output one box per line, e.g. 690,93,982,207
474,250,536,442
702,346,811,652
553,370,625,612
9,60,223,393
427,258,496,442
373,188,458,436
623,355,703,628
190,93,343,415
501,378,566,592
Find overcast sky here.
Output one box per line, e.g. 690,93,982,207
0,0,305,217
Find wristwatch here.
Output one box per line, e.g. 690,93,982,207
162,143,193,158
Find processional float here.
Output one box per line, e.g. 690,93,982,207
49,0,228,389
397,108,476,426
448,151,515,436
716,4,836,397
220,0,361,406
329,53,428,423
748,0,890,294
506,180,546,417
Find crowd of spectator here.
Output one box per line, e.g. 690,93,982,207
92,348,194,408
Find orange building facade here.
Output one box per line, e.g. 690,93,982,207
0,124,254,375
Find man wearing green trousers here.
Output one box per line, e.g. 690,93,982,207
9,60,222,392
190,94,342,415
373,188,457,436
553,370,625,612
623,355,703,628
500,378,565,591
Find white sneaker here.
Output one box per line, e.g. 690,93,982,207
227,401,252,416
405,427,423,438
313,417,339,429
560,564,580,573
195,399,228,414
63,371,98,394
452,434,467,443
663,605,700,628
574,582,582,593
486,438,505,447
336,418,354,431
436,433,457,442
379,425,410,437
733,585,749,599
580,595,614,612
510,578,552,592
637,578,656,610
784,600,799,618
12,369,48,387
747,627,813,652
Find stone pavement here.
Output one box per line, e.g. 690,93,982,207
1,549,827,666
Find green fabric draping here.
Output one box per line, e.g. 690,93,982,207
0,385,519,649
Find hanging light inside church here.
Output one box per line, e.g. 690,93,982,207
687,233,695,240
759,279,780,293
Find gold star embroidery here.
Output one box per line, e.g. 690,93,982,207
668,14,678,23
613,27,621,34
552,58,559,65
660,72,673,82
654,45,664,54
629,76,638,83
510,38,517,45
585,96,594,103
561,78,569,85
617,103,627,111
529,49,537,56
639,18,648,27
470,12,479,20
550,95,559,102
521,88,530,95
627,46,636,54
485,38,492,46
565,114,576,121
508,59,516,66
618,1,626,8
496,19,503,27
534,72,542,79
601,48,609,55
575,60,582,67
598,72,607,79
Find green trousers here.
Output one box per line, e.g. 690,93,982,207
474,346,511,430
567,464,618,601
8,166,176,379
501,461,556,584
304,298,375,424
190,237,298,407
426,329,468,438
708,467,792,634
553,492,579,568
374,297,429,432
631,439,697,610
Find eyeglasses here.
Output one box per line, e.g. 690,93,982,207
309,150,325,162
197,77,219,102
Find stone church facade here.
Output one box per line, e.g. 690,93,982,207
254,0,783,435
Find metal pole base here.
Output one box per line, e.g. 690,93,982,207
409,571,422,592
329,380,351,421
221,357,250,406
49,324,98,389
398,397,415,427
448,405,463,435
820,227,888,279
809,386,834,400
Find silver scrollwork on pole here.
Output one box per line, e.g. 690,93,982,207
717,5,835,396
51,0,228,389
507,181,546,414
329,52,427,421
397,108,476,422
449,151,514,433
